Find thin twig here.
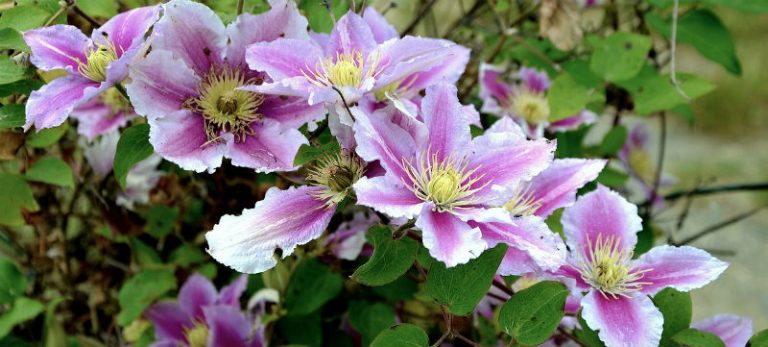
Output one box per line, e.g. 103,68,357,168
322,0,337,24
669,0,690,100
237,0,244,15
455,334,482,347
443,0,485,38
392,219,416,239
401,0,440,36
673,207,766,246
646,112,667,219
331,86,356,122
558,327,589,347
43,2,68,27
663,182,768,202
73,4,101,27
492,278,514,296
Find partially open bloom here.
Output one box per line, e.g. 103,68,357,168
479,64,596,138
206,150,365,273
126,0,323,172
145,274,264,347
71,88,136,141
352,82,563,268
23,6,160,131
324,211,379,260
692,315,753,347
619,123,675,207
552,185,728,347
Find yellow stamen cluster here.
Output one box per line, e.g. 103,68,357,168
402,150,488,212
307,151,366,206
185,323,209,347
304,50,382,89
576,234,652,299
373,78,416,102
513,89,550,125
185,67,264,143
78,43,119,82
504,184,543,217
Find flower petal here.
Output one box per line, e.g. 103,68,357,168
416,205,487,267
549,109,597,132
327,11,377,56
353,106,418,181
92,6,160,53
519,67,551,93
363,7,398,43
470,212,566,274
633,245,728,296
144,302,191,342
71,101,133,141
148,110,227,172
260,95,325,129
245,38,324,81
225,0,309,67
126,49,201,120
561,184,642,257
206,186,335,274
354,176,424,219
479,63,512,114
203,305,251,347
24,25,90,73
580,291,663,347
692,315,753,347
153,0,227,73
24,75,102,131
420,83,472,161
217,275,248,307
525,158,606,217
226,119,307,172
178,273,217,319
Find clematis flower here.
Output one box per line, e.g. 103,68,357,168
126,0,324,172
324,211,379,260
81,131,163,210
145,274,264,347
70,88,136,141
23,5,160,131
479,64,596,138
692,315,753,347
352,82,564,268
206,150,366,273
618,123,675,207
481,117,606,274
551,185,728,347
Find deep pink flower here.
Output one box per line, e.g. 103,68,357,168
125,0,324,172
352,82,563,268
23,6,160,131
552,185,728,347
479,64,597,138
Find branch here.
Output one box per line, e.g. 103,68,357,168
672,207,765,246
664,183,768,202
237,0,244,15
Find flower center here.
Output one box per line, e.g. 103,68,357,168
304,50,382,89
185,67,264,143
576,234,652,299
513,89,550,124
402,150,487,212
185,323,209,347
628,149,654,183
101,87,131,117
307,151,365,206
78,43,119,82
504,185,542,217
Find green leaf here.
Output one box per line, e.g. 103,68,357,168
646,10,741,75
499,281,568,346
25,157,74,188
424,244,507,316
26,123,68,148
348,301,396,346
548,74,591,121
618,70,716,115
0,56,30,85
0,173,39,227
114,124,153,190
0,259,26,305
284,259,342,316
371,275,418,301
0,104,25,129
652,288,692,347
129,238,162,268
370,324,429,347
0,28,28,52
0,5,51,31
168,243,206,267
672,328,726,347
590,32,652,82
144,205,179,238
0,297,45,338
293,140,340,166
701,0,768,12
351,225,419,286
595,167,629,188
574,313,606,347
750,329,768,347
116,268,177,326
299,0,349,33
75,0,118,18
599,125,628,156
43,298,66,347
277,312,322,346
562,59,602,89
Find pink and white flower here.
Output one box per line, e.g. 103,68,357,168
692,315,753,347
552,185,728,347
479,64,597,138
352,82,565,268
126,0,324,173
23,5,160,131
